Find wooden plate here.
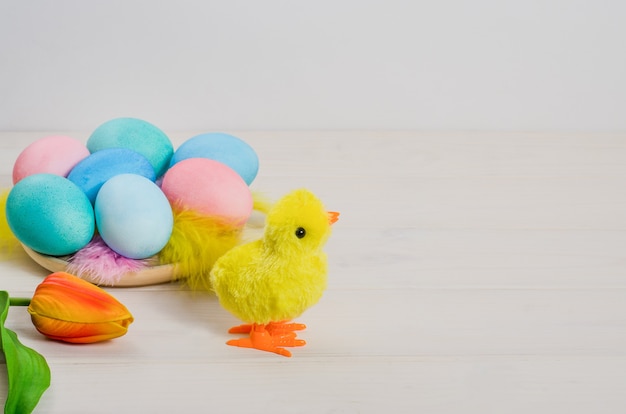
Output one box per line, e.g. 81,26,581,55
21,244,179,287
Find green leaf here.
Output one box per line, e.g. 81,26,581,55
0,291,51,414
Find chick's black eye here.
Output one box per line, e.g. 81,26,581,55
295,227,306,239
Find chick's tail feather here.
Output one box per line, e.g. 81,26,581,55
252,191,273,215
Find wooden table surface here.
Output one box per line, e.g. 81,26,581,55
0,131,625,413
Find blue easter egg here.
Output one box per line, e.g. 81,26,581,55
6,174,95,256
95,174,173,259
169,132,259,185
87,117,173,177
67,148,156,204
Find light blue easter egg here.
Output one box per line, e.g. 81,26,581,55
6,174,95,256
169,132,259,185
67,148,156,204
95,174,173,259
87,117,173,177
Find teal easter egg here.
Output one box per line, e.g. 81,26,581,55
87,118,173,177
169,132,259,185
95,174,173,259
6,174,95,256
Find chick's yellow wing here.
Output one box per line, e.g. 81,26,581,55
210,239,268,322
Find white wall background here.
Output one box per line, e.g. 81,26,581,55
1,0,625,132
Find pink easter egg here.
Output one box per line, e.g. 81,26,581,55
161,158,253,226
12,136,90,184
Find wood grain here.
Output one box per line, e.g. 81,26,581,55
0,131,625,413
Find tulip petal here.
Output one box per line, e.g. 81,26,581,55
0,291,51,413
28,272,134,343
29,315,131,344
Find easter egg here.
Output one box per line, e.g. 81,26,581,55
67,148,156,204
161,158,253,225
95,174,173,259
12,136,89,184
169,133,259,185
6,174,95,256
87,118,173,177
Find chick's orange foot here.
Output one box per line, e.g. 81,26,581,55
227,324,306,357
228,321,307,335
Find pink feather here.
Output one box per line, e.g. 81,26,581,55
67,235,151,285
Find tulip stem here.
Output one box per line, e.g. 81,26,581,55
9,298,31,307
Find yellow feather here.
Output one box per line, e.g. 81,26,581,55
0,189,19,257
251,190,272,215
158,208,243,291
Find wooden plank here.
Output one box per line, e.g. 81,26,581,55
14,357,626,414
4,288,625,362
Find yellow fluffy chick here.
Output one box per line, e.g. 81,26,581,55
210,188,339,357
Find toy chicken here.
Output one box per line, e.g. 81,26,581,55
210,188,339,357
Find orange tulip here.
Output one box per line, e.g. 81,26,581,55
27,272,134,343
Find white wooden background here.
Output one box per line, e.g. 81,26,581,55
0,131,625,413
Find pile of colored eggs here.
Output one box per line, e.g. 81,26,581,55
5,117,258,260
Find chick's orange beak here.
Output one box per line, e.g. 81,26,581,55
327,211,340,225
